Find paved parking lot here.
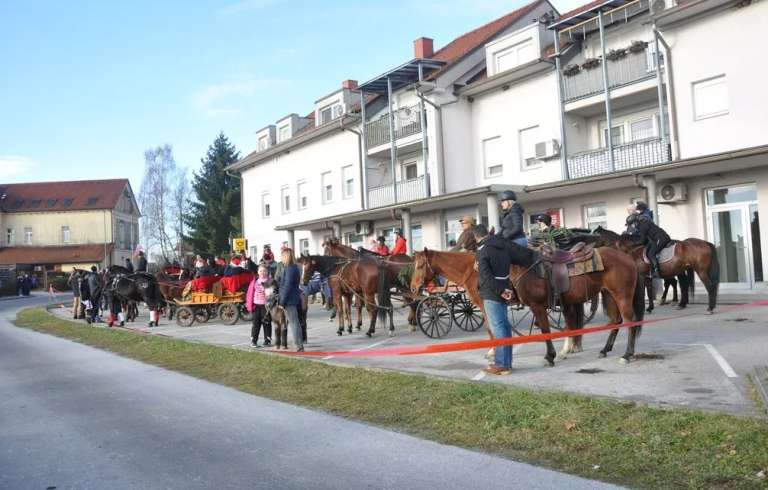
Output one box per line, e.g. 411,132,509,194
50,294,768,417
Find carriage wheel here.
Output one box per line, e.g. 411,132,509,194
416,296,452,338
194,307,210,324
584,295,599,323
218,303,239,325
239,306,253,323
451,295,484,332
176,306,195,327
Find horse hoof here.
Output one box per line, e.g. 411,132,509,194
337,331,343,336
366,332,373,338
619,357,630,364
545,359,555,367
388,331,395,337
706,309,715,315
676,305,687,310
598,352,607,358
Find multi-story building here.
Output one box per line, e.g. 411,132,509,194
0,179,141,276
231,0,767,290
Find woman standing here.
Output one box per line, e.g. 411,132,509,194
278,248,303,352
246,265,273,347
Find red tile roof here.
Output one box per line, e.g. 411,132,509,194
0,244,113,265
0,179,132,213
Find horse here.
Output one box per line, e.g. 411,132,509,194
155,272,189,320
298,255,357,336
105,266,165,327
323,239,418,329
594,227,720,313
411,245,646,364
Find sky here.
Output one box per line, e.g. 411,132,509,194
0,0,585,193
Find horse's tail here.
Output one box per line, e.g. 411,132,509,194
685,267,695,299
633,271,645,334
376,264,392,324
706,241,720,291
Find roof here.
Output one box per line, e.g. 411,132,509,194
0,179,133,214
358,59,446,94
549,0,643,31
0,244,113,265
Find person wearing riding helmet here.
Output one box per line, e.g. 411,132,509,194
634,200,654,222
375,236,390,256
498,190,527,247
391,229,407,255
628,213,671,279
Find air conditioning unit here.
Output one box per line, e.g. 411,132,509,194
658,183,688,203
355,221,373,235
534,139,560,160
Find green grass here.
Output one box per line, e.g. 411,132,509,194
15,307,768,489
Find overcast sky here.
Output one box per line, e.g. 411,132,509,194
0,0,586,192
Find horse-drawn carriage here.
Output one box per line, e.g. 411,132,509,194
174,291,251,327
414,285,484,338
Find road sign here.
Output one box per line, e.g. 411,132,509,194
233,238,247,252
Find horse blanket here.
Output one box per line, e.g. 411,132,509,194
642,242,677,265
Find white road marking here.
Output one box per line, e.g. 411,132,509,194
323,338,392,361
702,343,739,378
231,342,252,347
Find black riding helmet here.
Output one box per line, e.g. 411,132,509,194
635,200,648,212
536,214,552,226
498,190,517,202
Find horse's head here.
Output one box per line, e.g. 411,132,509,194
410,248,436,295
297,254,316,286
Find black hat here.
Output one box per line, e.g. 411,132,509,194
635,200,648,211
90,266,97,272
377,236,386,243
498,190,517,202
395,228,403,235
536,214,552,226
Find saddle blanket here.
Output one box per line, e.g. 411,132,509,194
535,249,605,279
642,242,677,264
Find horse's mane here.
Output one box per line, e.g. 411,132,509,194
304,255,348,277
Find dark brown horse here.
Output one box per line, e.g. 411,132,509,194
411,245,646,364
299,255,356,336
594,227,720,313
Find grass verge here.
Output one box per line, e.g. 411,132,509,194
15,307,768,489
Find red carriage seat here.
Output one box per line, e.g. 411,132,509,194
190,275,220,293
220,272,254,294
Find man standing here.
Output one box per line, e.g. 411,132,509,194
390,229,407,255
68,271,82,319
628,213,671,278
474,224,514,375
450,216,477,252
86,266,103,323
498,190,527,247
124,258,134,273
134,251,148,272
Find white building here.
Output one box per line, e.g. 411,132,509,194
230,0,767,290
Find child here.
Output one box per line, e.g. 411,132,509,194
246,265,273,347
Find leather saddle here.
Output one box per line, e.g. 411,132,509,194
539,243,596,300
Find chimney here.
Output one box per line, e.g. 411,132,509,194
342,79,358,90
414,37,434,59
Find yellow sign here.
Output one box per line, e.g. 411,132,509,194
233,238,247,252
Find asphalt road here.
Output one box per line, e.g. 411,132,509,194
0,297,620,490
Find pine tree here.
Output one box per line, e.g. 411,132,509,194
184,132,241,256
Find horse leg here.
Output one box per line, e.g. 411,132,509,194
695,264,717,314
616,296,640,364
356,296,363,331
660,280,670,305
335,295,345,336
599,295,622,358
531,305,556,366
365,294,377,337
645,277,654,313
672,277,679,303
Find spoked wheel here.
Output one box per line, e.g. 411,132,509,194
217,303,239,325
584,295,600,323
194,307,210,324
176,306,195,327
417,296,453,338
239,306,253,323
451,295,484,332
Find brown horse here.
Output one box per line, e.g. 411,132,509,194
411,245,646,364
298,255,356,336
594,227,720,313
323,239,418,329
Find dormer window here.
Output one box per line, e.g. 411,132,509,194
278,125,290,143
319,103,343,125
258,135,269,151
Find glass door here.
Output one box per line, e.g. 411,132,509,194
707,205,752,288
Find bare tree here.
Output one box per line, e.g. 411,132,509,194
139,145,180,263
169,166,190,261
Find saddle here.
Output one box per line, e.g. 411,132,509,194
642,241,677,265
538,243,602,302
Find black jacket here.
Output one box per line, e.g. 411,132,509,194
633,215,670,245
135,256,148,272
475,234,513,302
87,272,102,299
500,203,525,240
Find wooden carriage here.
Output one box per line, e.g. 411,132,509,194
173,291,252,327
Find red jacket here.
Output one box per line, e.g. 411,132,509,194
391,236,407,255
375,244,390,256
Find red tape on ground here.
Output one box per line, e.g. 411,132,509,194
280,300,768,358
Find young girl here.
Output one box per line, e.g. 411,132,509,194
246,265,273,347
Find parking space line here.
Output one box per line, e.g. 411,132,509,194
702,344,739,378
471,372,486,381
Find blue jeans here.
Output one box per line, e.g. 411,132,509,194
512,237,528,248
484,299,512,369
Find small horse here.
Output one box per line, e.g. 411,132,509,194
594,227,720,313
299,255,356,336
411,246,646,364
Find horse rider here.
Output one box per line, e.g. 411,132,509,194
628,213,671,279
134,250,148,272
498,190,527,247
450,216,478,252
473,224,515,375
391,229,407,255
529,214,575,249
374,236,390,256
634,200,654,222
124,257,134,273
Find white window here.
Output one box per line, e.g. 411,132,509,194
584,203,608,231
693,75,728,120
519,126,540,169
262,193,271,218
61,225,71,244
344,232,365,249
281,186,290,213
494,38,534,74
297,181,307,209
341,166,354,199
299,238,310,256
278,125,290,143
482,136,503,177
321,171,333,204
6,228,14,246
24,227,33,245
602,125,624,147
444,219,463,248
411,224,423,252
402,161,418,180
332,104,343,119
630,117,655,141
257,135,269,151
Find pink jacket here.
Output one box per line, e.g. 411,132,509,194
246,276,271,312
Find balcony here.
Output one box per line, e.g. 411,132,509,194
365,104,424,148
567,137,671,179
562,50,660,103
367,175,429,208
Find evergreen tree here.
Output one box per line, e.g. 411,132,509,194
184,132,241,256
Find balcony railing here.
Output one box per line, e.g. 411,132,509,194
567,137,671,179
365,104,424,148
367,175,429,208
562,50,660,103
